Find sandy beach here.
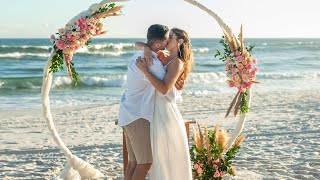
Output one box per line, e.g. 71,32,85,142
1,89,319,179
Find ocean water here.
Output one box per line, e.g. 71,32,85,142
0,38,320,110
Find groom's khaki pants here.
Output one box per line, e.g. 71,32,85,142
123,118,152,164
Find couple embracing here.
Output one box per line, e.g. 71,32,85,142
118,24,193,180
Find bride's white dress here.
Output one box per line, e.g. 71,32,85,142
149,91,192,180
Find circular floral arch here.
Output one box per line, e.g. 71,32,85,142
41,0,257,179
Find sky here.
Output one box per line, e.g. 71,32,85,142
0,0,320,38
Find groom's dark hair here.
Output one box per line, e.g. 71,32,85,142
147,24,169,44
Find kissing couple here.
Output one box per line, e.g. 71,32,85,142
118,24,193,180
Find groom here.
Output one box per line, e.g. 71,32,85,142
118,24,181,180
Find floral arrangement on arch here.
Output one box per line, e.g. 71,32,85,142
49,3,123,86
215,25,260,117
190,122,245,179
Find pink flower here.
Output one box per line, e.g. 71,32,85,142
75,45,80,51
214,171,220,177
236,56,243,62
80,16,86,23
226,57,231,61
253,58,257,64
58,28,66,35
232,68,238,74
197,167,203,174
253,67,259,72
80,23,87,30
83,35,89,41
73,20,79,26
194,164,199,170
242,74,249,83
229,82,235,87
237,63,244,70
235,51,241,57
226,61,230,66
246,64,252,69
220,171,225,177
80,29,86,35
67,32,73,40
56,40,66,50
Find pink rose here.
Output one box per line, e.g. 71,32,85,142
56,40,66,50
80,23,87,30
236,56,243,62
220,171,225,177
214,171,220,177
197,167,203,174
246,64,252,69
253,67,259,72
253,58,257,64
194,164,199,170
235,51,241,57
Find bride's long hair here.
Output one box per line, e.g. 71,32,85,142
171,28,193,89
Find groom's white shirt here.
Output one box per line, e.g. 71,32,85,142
118,50,181,127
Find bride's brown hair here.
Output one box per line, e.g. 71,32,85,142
171,28,193,89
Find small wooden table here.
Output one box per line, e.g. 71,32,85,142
117,120,196,174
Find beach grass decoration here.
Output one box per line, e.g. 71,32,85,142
41,0,127,179
190,121,245,179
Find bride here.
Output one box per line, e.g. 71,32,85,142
136,28,193,180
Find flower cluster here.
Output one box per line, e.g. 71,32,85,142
215,29,260,115
49,3,122,86
224,50,259,92
51,16,103,61
190,122,245,180
215,36,259,93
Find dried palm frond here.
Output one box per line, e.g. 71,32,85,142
239,24,245,53
197,122,204,148
217,129,229,152
233,134,246,148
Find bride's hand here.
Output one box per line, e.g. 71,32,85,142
136,56,149,74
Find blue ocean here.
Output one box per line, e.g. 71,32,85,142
1,38,320,110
